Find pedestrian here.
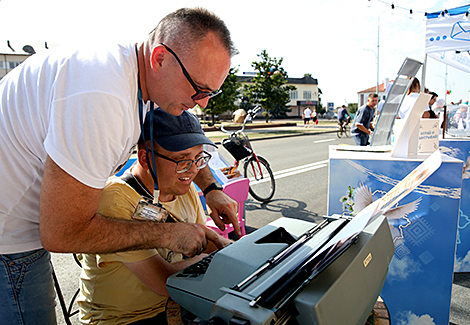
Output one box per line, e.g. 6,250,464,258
351,93,378,146
398,77,420,120
422,92,438,118
78,108,232,324
312,108,318,127
0,7,239,323
303,106,312,127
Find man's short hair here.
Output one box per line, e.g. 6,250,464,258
140,108,216,152
148,7,238,57
368,93,378,99
429,92,438,99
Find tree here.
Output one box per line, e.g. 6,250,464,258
243,50,296,122
347,103,358,114
316,88,325,115
204,67,240,125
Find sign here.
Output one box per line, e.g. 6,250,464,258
327,102,334,111
418,119,440,153
371,58,422,147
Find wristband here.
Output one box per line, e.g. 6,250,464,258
203,182,223,197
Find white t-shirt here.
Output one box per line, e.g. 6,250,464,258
398,92,419,120
304,108,312,118
0,43,143,253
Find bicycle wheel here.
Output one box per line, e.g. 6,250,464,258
337,126,343,138
244,155,275,203
344,125,350,137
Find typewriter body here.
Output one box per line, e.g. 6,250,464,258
167,216,394,325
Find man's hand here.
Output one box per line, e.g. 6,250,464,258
205,190,240,236
164,223,225,257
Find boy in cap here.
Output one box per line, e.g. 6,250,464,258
78,108,231,324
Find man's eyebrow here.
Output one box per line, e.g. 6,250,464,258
171,150,204,159
194,79,215,92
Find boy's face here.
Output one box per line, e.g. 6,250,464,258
153,144,205,199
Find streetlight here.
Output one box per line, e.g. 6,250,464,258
363,48,378,95
377,4,395,99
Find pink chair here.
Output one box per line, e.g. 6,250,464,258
206,178,250,238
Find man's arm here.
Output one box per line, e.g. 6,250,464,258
355,123,371,135
124,253,206,297
123,233,232,297
40,156,223,255
193,166,240,236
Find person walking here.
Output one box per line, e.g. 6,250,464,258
303,107,312,127
312,108,318,127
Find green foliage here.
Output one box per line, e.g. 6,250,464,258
204,67,240,124
316,88,325,115
340,186,356,216
347,103,358,114
243,50,296,122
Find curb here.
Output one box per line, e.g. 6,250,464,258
202,122,297,132
209,129,337,145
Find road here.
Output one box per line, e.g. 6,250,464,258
218,132,355,232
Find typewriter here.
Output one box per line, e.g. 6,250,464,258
167,215,394,325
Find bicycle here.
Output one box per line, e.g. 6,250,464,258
337,116,351,138
220,106,276,203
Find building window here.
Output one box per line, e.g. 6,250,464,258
1,61,21,70
303,91,312,100
290,91,298,100
8,62,20,69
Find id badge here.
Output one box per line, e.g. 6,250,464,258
132,196,169,222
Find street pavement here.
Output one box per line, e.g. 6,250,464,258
51,118,469,324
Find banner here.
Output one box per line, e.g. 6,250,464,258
425,5,470,54
428,50,470,74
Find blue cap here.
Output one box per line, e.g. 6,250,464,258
142,108,216,152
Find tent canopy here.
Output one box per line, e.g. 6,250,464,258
425,4,470,74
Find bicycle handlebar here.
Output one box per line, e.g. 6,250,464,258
220,105,262,135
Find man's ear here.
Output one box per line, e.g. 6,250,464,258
138,148,150,170
150,46,165,73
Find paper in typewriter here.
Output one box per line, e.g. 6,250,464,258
312,150,442,271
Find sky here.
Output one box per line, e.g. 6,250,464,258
1,0,469,107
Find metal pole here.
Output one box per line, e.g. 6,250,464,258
421,54,427,92
377,7,394,97
445,64,448,105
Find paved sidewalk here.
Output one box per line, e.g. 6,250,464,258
202,118,339,143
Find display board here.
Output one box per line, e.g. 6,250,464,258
328,149,463,325
370,58,422,146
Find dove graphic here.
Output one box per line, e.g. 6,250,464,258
353,183,422,241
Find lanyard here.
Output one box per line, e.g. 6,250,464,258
136,46,160,202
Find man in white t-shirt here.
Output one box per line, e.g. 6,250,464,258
303,107,312,127
0,7,239,323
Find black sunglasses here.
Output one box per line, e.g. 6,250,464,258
160,43,222,101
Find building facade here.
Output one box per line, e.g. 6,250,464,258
1,52,30,79
357,79,391,107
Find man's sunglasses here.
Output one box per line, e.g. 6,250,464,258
161,43,222,101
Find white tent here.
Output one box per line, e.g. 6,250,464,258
425,4,470,75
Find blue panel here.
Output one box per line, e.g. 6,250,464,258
328,156,462,325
